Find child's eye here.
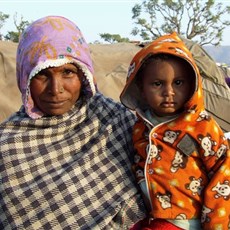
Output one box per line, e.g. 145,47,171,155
174,80,183,86
152,81,162,87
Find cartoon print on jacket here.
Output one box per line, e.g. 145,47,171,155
216,144,228,158
146,144,162,163
187,105,197,114
127,62,136,80
212,181,230,200
120,32,230,229
134,154,141,164
170,150,188,173
185,176,204,196
197,133,216,157
135,168,145,181
196,110,211,122
156,191,172,209
162,130,181,144
176,213,187,220
201,205,213,224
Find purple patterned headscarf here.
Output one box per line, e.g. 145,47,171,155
16,16,96,119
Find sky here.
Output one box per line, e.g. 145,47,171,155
1,0,230,45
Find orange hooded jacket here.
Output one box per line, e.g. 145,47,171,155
120,32,230,230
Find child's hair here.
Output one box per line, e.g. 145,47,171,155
135,53,195,92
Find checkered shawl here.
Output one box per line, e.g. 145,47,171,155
0,93,146,229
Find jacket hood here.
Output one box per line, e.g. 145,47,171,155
120,32,204,114
16,16,96,119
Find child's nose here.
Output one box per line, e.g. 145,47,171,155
163,85,175,96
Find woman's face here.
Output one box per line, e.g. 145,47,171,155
30,63,82,116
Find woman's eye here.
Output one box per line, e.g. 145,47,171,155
33,69,49,79
63,69,78,77
34,73,47,80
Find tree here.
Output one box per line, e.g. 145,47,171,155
0,12,9,40
4,31,19,43
131,0,230,46
4,13,30,42
99,33,130,43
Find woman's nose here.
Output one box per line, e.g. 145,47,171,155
48,76,64,95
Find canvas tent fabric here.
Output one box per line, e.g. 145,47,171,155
0,41,141,122
0,40,229,132
181,37,230,132
0,41,22,121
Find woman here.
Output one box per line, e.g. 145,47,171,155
0,16,146,229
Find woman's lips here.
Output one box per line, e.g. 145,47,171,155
45,100,67,107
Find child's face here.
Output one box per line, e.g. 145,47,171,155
141,58,194,117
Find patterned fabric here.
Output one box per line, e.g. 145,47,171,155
0,16,147,229
0,93,146,229
120,32,230,229
16,15,96,119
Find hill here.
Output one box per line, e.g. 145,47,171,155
204,45,230,66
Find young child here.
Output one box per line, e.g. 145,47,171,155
120,32,230,230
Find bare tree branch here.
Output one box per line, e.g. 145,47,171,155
131,0,230,46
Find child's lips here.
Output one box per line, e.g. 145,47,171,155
161,102,176,107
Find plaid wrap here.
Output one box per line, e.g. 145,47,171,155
0,93,146,229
